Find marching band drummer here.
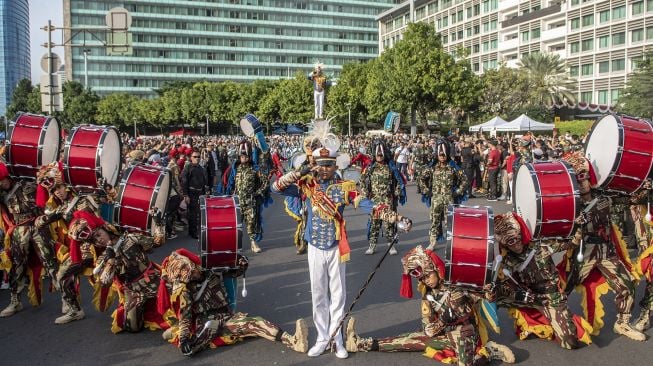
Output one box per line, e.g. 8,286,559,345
345,245,514,366
272,145,413,359
0,162,60,318
67,212,169,333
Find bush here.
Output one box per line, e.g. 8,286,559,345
555,120,595,136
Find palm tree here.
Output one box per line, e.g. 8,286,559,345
518,52,576,107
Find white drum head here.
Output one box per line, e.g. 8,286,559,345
154,171,171,214
100,128,121,187
336,153,351,170
585,115,619,187
291,153,307,170
40,118,60,166
514,165,538,236
239,119,255,137
343,167,361,182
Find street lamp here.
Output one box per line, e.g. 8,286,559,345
133,117,137,137
346,103,352,137
83,49,91,88
205,114,210,136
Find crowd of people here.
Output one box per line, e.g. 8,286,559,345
0,114,651,365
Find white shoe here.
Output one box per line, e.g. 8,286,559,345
335,342,349,359
55,309,85,324
364,246,375,255
388,246,398,255
307,341,328,357
506,200,512,205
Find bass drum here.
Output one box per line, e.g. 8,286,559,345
114,164,170,235
513,161,580,239
6,112,61,179
200,195,243,270
444,205,495,290
585,114,653,193
290,152,307,170
63,125,121,192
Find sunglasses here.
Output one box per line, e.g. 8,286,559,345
191,155,200,158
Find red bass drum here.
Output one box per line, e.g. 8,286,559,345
6,112,61,179
63,125,121,192
200,195,243,270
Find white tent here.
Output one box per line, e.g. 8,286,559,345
468,116,508,132
495,114,554,131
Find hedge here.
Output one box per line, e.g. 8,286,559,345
555,120,596,137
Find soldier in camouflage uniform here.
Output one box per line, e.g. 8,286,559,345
627,180,653,331
359,139,406,255
418,140,467,250
494,212,584,349
345,246,514,365
0,162,59,318
561,153,646,341
158,250,308,356
69,213,162,333
411,140,429,194
226,140,270,253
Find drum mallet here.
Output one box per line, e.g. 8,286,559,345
645,179,652,222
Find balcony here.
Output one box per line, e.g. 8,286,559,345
499,0,520,11
541,26,566,41
499,38,519,51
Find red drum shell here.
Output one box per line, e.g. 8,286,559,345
64,125,121,191
200,195,242,270
585,115,653,193
114,164,170,234
444,205,495,290
514,161,580,239
7,113,60,179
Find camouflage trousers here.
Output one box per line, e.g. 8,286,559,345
241,204,262,242
575,245,635,316
8,225,58,296
193,311,290,350
631,204,653,310
429,195,452,240
57,257,84,312
368,217,397,246
358,324,481,366
119,269,161,332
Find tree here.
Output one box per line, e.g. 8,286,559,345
328,61,372,132
236,79,277,120
478,65,530,119
5,78,39,117
96,93,138,127
59,81,100,128
518,52,576,107
260,72,312,125
619,52,653,119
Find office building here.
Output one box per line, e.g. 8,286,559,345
377,0,653,105
64,0,400,97
0,0,30,115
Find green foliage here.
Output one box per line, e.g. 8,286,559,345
510,104,553,122
328,62,371,131
619,51,653,119
96,93,138,127
6,79,41,117
518,52,576,107
59,81,100,128
478,65,530,120
555,119,595,136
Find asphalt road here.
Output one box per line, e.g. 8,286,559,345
1,183,652,366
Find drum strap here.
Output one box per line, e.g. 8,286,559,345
517,248,537,272
194,278,210,302
3,182,21,205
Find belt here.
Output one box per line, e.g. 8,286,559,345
189,187,204,192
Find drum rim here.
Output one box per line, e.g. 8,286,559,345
149,168,171,233
113,164,136,228
99,126,122,189
6,112,60,179
38,116,60,177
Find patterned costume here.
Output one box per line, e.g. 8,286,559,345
0,163,59,317
308,63,330,119
225,140,270,253
272,143,411,359
157,250,308,356
345,246,514,366
557,153,645,341
494,212,591,349
359,139,406,255
418,140,467,249
629,183,653,330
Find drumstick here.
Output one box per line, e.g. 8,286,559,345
241,276,248,298
491,255,503,283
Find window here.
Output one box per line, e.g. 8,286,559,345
612,32,625,45
599,61,610,73
571,18,580,29
632,28,645,42
521,31,530,41
581,38,593,51
458,11,463,21
648,0,653,11
599,10,610,23
582,14,594,27
473,44,480,53
473,63,480,72
532,28,540,39
612,5,626,20
570,65,579,76
490,39,497,49
632,56,644,70
610,89,622,104
648,26,653,40
458,30,464,39
482,41,489,51
599,35,610,48
570,41,580,53
581,63,593,76
473,25,480,34
598,90,609,104
612,58,625,71
571,0,579,5
443,16,448,26
580,91,592,102
632,1,644,15
483,22,489,32
467,7,472,17
467,27,472,37
442,35,448,43
451,32,457,41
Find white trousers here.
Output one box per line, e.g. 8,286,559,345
314,90,325,119
307,244,346,345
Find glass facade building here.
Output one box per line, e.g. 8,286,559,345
0,0,30,116
64,0,400,97
378,0,653,105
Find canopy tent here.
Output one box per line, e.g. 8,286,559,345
495,114,554,131
169,128,197,136
468,116,508,132
286,124,305,135
271,127,286,135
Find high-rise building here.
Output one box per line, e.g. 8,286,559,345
0,0,30,116
377,0,653,106
64,0,400,97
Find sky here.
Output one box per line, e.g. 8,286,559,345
29,0,64,81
